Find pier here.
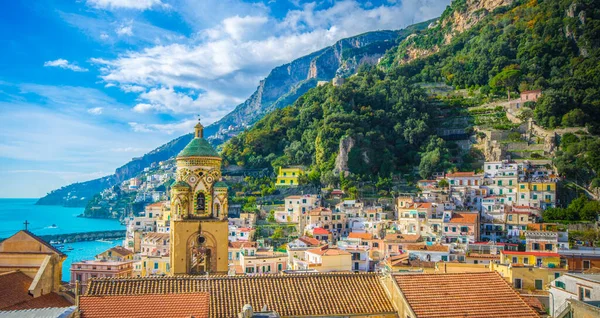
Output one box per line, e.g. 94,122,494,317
37,230,126,244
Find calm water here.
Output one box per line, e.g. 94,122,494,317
0,198,125,280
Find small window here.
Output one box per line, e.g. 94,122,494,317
512,257,518,264
514,278,522,289
585,289,591,298
535,279,543,290
583,260,591,270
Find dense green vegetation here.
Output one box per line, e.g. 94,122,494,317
553,133,600,185
543,195,600,221
222,67,453,185
383,0,600,132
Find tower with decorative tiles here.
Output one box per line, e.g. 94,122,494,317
169,120,229,275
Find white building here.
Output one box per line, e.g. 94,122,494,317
549,273,600,317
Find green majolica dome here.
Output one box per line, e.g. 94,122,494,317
214,181,228,188
171,180,191,188
177,137,220,158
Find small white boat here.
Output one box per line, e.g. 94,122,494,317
96,239,113,243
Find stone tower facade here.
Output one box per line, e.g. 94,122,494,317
169,120,229,275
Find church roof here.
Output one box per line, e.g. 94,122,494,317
0,271,72,310
171,180,190,189
84,273,395,317
177,137,220,158
0,230,66,257
213,181,228,188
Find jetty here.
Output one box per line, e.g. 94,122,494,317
37,230,126,244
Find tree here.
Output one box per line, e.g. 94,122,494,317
419,148,441,179
438,179,449,188
489,66,522,100
581,201,600,222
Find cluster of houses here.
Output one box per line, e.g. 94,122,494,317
62,159,600,316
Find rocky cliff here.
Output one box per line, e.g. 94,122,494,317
37,23,432,207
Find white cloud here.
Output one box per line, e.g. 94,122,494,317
128,119,197,134
43,59,88,72
120,84,145,93
87,107,104,115
86,0,166,10
92,0,449,116
100,32,110,40
116,23,133,36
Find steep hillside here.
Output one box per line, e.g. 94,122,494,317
36,134,191,206
37,25,431,206
383,0,600,131
206,24,432,143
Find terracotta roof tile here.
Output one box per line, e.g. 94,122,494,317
406,244,449,252
501,251,560,257
448,212,478,224
297,236,320,246
384,234,422,243
446,172,477,177
306,246,351,256
393,272,540,318
228,241,257,248
0,271,72,310
85,273,396,317
105,246,133,256
79,293,209,318
348,232,373,240
312,228,331,235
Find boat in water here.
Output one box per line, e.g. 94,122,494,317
96,239,113,243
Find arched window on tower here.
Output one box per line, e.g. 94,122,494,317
214,203,220,218
196,192,205,213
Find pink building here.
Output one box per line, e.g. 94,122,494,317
71,260,133,292
443,212,480,244
520,90,542,102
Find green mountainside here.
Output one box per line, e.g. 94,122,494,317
221,0,600,187
39,0,600,209
37,28,429,207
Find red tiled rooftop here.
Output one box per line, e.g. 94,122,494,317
348,232,373,240
306,246,350,256
384,234,422,243
406,244,449,252
312,228,331,235
446,172,477,178
79,293,210,318
298,236,321,246
0,271,72,310
501,251,560,257
448,212,478,224
393,272,540,318
228,241,257,248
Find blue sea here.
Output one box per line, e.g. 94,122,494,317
0,198,125,280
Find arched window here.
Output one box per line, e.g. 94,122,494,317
214,203,220,218
196,192,205,213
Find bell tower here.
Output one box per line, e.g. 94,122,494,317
169,119,229,275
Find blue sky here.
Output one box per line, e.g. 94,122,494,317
0,0,449,198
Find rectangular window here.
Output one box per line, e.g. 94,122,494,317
452,227,457,232
555,281,565,289
533,185,538,191
508,215,513,221
520,185,525,189
555,272,560,279
278,264,282,271
441,255,448,261
535,279,543,290
547,185,551,191
514,278,522,289
583,260,591,270
498,180,503,186
585,289,591,298
509,180,513,186
154,263,158,269
512,257,518,264
523,258,529,264
545,244,553,251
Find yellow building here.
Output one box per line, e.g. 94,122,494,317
168,120,229,275
0,230,66,297
500,250,561,268
276,166,304,186
299,245,352,272
141,255,171,276
491,262,566,292
517,181,556,209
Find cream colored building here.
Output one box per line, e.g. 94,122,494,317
295,245,352,272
